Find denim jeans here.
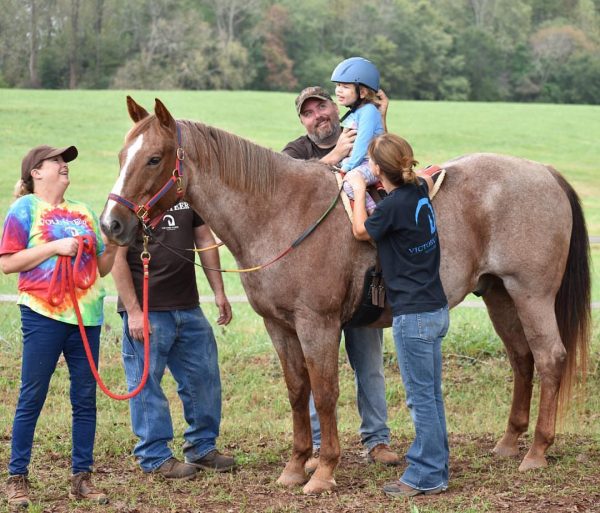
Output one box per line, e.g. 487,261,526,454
9,306,100,476
121,307,222,472
309,327,390,451
393,306,449,491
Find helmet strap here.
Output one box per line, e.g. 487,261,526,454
339,84,364,123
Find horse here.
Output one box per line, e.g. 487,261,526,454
100,97,590,495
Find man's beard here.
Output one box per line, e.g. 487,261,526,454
308,118,341,147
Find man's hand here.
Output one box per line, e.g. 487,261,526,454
127,308,151,342
376,89,389,132
323,128,356,165
215,293,232,326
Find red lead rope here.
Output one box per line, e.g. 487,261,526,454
48,235,150,400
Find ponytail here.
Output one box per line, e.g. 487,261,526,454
14,178,33,199
368,134,418,187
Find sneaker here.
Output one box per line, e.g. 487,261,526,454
383,480,444,497
305,449,320,474
151,457,198,480
69,472,108,504
6,475,30,509
185,449,236,473
367,443,401,466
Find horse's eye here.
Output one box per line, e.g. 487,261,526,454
148,157,161,166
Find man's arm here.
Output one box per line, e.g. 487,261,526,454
194,224,232,326
376,89,389,133
111,245,148,341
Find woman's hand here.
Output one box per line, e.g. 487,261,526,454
344,173,368,194
52,237,79,256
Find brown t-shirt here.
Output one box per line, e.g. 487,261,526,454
117,201,204,312
282,135,334,161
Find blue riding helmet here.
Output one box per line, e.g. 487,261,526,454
331,57,380,92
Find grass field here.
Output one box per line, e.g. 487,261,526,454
0,91,599,512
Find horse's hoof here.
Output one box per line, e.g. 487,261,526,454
492,442,519,458
303,476,336,495
518,455,548,472
277,470,308,487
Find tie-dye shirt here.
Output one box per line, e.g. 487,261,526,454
0,194,106,325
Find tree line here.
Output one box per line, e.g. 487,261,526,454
1,0,599,104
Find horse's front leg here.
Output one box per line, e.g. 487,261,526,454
263,319,312,487
296,320,342,495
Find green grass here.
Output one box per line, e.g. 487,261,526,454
0,303,598,512
0,90,599,300
0,90,599,511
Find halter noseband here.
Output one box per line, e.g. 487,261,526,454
109,123,185,229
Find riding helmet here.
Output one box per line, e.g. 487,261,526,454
331,57,380,92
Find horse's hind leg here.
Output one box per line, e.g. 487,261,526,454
504,285,567,471
264,319,312,487
483,277,534,458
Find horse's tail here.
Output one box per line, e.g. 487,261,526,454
548,166,591,416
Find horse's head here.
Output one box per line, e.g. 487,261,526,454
100,96,183,246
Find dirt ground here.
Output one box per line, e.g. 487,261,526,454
6,433,599,513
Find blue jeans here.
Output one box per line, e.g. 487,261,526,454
309,327,390,451
393,306,449,491
9,306,100,475
121,307,222,472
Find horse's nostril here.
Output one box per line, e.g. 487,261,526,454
109,219,122,236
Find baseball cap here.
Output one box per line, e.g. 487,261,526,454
295,86,333,115
21,145,78,181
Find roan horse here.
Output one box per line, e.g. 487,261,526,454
100,98,590,494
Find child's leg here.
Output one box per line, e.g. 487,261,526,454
343,168,377,214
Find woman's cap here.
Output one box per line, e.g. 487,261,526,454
21,145,78,181
295,86,333,115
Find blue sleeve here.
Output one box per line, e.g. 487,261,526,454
341,104,384,172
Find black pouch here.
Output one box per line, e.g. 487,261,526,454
345,265,385,327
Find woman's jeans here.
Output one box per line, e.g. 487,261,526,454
121,308,222,472
309,327,391,451
392,306,449,491
9,306,100,476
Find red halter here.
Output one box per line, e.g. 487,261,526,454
109,123,185,229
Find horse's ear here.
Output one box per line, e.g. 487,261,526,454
154,98,176,131
127,96,149,122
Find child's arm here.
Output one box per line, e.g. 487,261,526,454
341,104,383,172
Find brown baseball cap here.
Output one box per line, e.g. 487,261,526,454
21,145,78,181
295,86,333,115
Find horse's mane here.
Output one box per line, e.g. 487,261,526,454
181,119,285,196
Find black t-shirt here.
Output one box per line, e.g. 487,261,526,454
282,135,334,160
365,179,447,316
117,201,204,312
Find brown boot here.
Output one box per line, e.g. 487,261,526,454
152,457,198,480
69,472,108,504
185,450,236,473
305,449,320,474
368,444,401,466
7,475,30,509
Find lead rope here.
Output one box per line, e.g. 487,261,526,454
48,235,151,400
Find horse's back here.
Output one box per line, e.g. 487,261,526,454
433,153,572,305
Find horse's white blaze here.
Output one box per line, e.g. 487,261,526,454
104,134,144,217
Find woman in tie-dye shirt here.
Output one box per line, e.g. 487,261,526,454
0,144,117,508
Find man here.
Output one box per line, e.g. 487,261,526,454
112,201,235,479
282,86,399,469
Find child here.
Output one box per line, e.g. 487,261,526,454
331,56,385,213
346,133,450,497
